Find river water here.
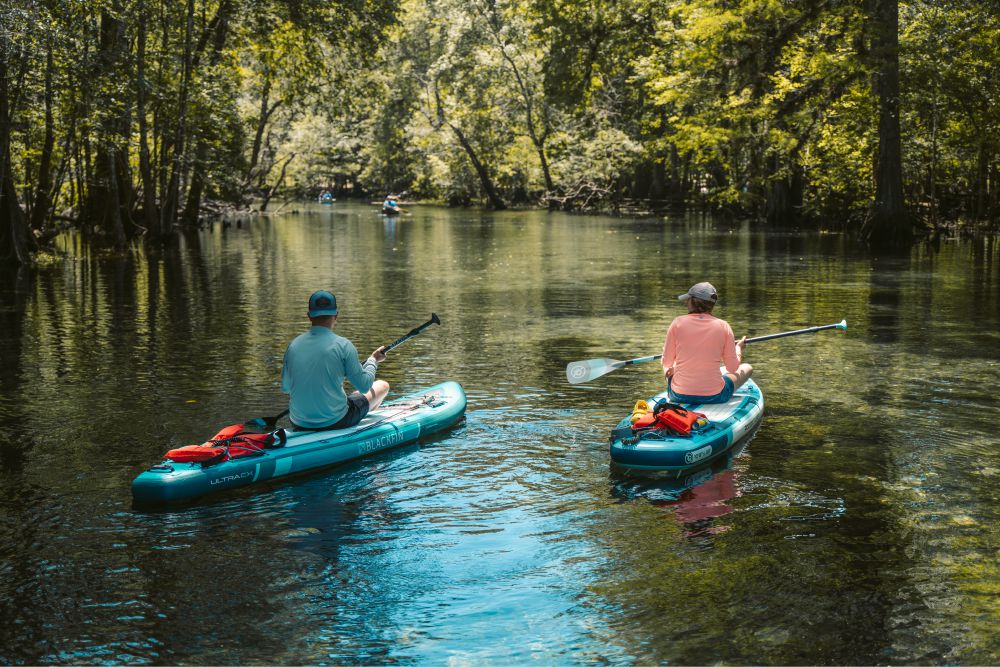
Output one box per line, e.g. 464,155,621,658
0,203,997,664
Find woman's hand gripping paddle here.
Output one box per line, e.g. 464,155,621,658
565,319,847,385
246,313,443,428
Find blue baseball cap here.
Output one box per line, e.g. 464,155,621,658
308,290,338,317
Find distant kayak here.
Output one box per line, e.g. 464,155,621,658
609,379,763,471
381,206,401,215
132,381,466,505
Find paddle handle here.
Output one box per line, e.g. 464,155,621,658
245,408,288,430
382,313,441,352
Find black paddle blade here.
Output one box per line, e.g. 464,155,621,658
431,312,441,325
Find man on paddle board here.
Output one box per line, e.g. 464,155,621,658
383,194,400,212
661,282,753,404
281,290,389,430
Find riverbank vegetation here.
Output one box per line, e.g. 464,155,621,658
2,0,998,263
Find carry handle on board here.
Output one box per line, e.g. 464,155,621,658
565,320,847,385
246,313,443,429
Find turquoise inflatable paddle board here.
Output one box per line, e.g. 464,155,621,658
132,381,466,505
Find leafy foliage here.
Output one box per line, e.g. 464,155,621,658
1,0,998,263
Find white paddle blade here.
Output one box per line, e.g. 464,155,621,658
837,319,848,330
566,358,623,384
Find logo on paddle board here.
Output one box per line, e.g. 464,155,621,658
358,432,402,455
568,364,587,380
684,445,713,465
210,471,253,485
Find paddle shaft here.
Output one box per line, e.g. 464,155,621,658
383,313,440,352
615,324,840,368
627,321,845,365
744,321,845,344
656,322,844,365
618,354,660,368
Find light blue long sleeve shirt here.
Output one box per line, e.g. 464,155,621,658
281,326,378,428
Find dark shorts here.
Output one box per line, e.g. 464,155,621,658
668,376,735,405
293,392,370,431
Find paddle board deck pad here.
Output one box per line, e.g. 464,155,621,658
609,379,763,471
132,381,466,505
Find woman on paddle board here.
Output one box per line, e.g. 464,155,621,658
281,290,389,430
661,282,753,404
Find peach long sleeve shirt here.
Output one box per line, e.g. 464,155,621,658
661,313,741,396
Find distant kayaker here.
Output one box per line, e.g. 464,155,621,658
661,282,752,404
281,290,389,430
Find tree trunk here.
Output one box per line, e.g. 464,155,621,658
766,165,804,224
0,54,33,265
136,0,158,236
82,7,131,248
974,139,989,220
259,153,295,212
247,77,282,187
431,85,505,210
450,123,506,210
29,43,56,233
181,143,208,228
181,1,231,228
535,136,554,194
864,0,912,249
928,93,938,224
502,53,554,193
481,3,555,197
161,0,195,235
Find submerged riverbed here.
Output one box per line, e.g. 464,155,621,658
1,203,998,664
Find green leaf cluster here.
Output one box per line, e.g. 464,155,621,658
3,0,999,263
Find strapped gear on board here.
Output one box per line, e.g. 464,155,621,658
164,424,287,467
611,398,709,445
160,394,442,468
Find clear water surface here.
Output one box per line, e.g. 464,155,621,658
0,203,997,664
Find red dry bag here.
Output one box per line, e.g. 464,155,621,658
654,403,706,435
164,444,228,463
